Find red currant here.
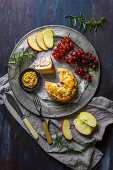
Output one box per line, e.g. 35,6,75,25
72,51,77,56
88,53,92,57
80,68,83,73
86,74,91,79
70,42,73,47
77,52,81,57
89,63,93,68
73,56,77,61
82,54,86,59
79,48,84,54
93,56,96,61
82,60,86,64
64,36,67,40
94,60,98,65
67,46,70,51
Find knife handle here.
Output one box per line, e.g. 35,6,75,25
41,121,53,144
23,118,39,140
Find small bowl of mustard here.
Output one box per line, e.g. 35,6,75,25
19,68,41,92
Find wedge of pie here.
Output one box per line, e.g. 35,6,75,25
33,56,55,74
45,68,77,102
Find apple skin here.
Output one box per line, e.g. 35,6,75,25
27,36,43,52
61,119,72,140
61,120,64,134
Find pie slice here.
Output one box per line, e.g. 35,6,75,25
33,56,55,74
45,68,77,102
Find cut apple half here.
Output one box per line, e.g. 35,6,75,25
79,112,97,127
74,118,93,135
27,35,43,51
61,119,72,140
73,112,97,135
36,32,48,51
43,28,54,48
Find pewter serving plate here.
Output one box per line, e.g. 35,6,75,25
8,25,100,118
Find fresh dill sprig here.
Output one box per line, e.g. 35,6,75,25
53,126,83,153
64,10,105,31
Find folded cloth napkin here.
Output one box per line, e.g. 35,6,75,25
0,74,113,170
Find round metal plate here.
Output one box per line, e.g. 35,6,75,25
8,25,100,118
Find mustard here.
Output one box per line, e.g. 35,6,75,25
22,71,38,88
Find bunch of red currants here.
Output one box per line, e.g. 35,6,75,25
65,49,98,82
75,67,92,82
65,49,98,69
52,36,73,59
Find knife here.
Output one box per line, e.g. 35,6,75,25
6,93,39,140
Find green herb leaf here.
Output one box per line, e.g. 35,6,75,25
84,81,89,90
88,69,95,72
83,23,86,30
74,18,77,27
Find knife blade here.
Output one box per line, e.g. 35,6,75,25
6,93,39,140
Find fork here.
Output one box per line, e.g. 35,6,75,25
33,94,53,145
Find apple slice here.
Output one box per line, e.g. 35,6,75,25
36,32,48,51
43,28,54,48
73,112,97,135
61,119,72,140
27,35,43,51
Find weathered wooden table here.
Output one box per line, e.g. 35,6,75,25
0,0,113,170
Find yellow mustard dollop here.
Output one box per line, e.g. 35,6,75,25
22,71,38,88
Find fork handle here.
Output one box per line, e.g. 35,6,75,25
41,121,53,144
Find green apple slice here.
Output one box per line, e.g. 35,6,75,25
43,28,54,48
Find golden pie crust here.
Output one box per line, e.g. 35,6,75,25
45,68,77,102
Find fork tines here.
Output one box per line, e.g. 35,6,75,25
33,95,41,111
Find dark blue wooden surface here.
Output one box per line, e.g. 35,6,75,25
0,0,113,170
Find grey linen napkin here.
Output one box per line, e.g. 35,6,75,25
0,74,113,170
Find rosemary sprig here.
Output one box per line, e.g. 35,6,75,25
64,11,105,31
84,81,94,90
53,126,83,153
8,48,36,78
8,48,36,67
